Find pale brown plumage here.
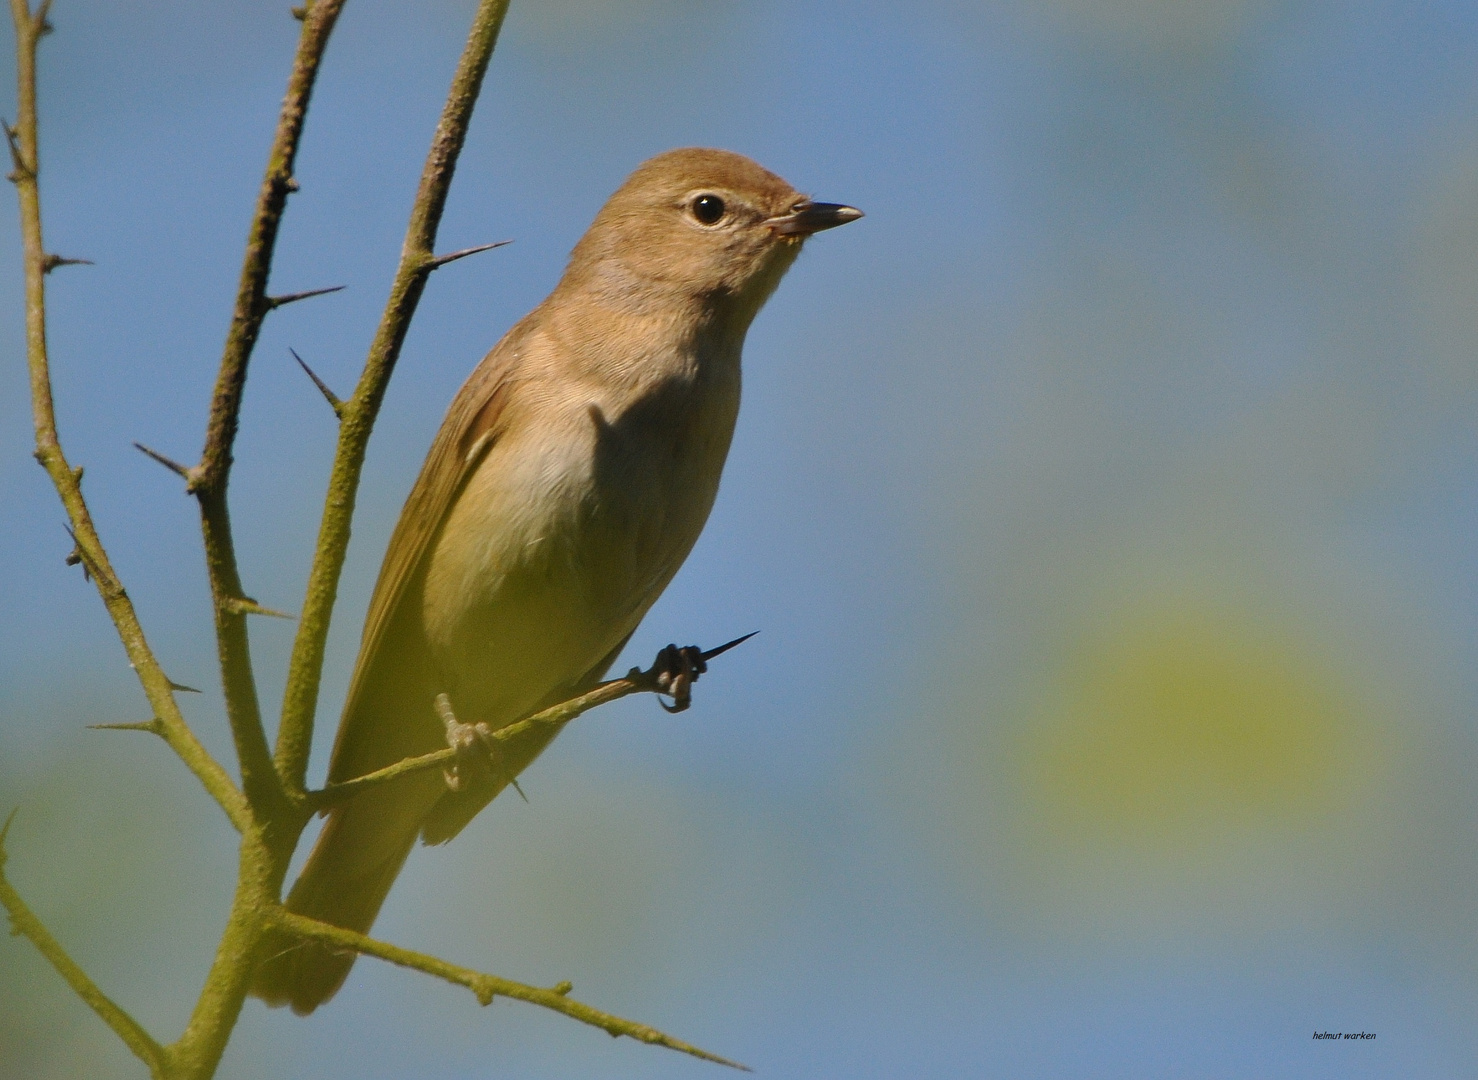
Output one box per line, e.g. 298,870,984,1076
251,148,860,1014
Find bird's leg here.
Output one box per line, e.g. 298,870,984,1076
646,644,708,714
434,692,499,792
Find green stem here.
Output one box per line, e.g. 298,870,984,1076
270,908,750,1071
274,0,513,795
191,0,349,821
7,0,248,832
164,829,285,1080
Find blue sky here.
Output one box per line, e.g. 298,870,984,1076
5,1,1478,1076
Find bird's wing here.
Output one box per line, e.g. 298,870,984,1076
325,318,532,783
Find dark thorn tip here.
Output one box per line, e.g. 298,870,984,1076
426,239,514,270
88,720,161,733
290,348,343,412
267,284,345,310
132,441,192,480
42,254,93,273
700,631,760,662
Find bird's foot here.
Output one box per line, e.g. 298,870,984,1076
648,643,708,714
434,692,498,792
624,633,758,714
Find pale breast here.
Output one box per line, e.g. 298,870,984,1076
419,362,739,730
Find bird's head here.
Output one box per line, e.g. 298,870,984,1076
562,147,861,320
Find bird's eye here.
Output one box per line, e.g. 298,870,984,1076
690,194,726,225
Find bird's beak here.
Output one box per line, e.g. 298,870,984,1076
766,201,864,236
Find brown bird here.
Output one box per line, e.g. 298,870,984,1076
251,147,860,1014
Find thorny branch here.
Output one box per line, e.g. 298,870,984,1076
310,635,760,810
273,0,514,798
269,907,750,1070
186,0,349,820
6,0,748,1075
6,0,249,833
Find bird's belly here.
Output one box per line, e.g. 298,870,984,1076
419,396,729,730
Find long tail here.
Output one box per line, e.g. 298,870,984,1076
252,629,627,1012
251,771,443,1015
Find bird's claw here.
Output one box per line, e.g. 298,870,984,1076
435,692,497,792
649,643,707,713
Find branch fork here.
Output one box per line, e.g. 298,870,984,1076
5,0,749,1074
